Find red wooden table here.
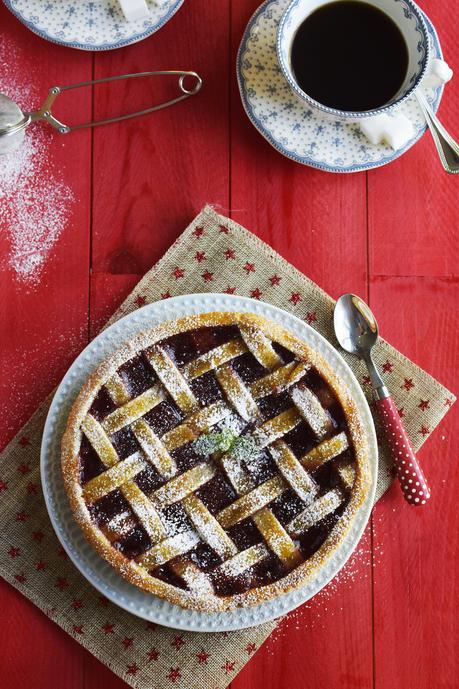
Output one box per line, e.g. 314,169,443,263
1,2,458,688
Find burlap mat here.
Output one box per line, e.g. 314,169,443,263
0,206,454,689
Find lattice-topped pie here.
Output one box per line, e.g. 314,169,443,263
62,312,370,611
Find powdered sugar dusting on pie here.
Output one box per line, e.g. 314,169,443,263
61,312,370,612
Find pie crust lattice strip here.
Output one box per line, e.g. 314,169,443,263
61,312,371,611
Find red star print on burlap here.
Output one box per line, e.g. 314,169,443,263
171,634,185,650
418,399,430,411
102,622,115,634
445,398,454,407
192,227,204,238
73,625,84,635
244,262,255,274
0,479,8,491
55,577,69,591
224,248,235,260
32,530,44,542
26,482,38,495
250,288,262,300
161,291,172,300
246,643,257,655
224,286,236,294
8,546,20,558
202,270,214,282
222,660,235,674
197,649,210,664
382,360,394,373
219,225,230,234
419,425,430,436
15,510,28,522
195,251,206,262
122,637,134,649
18,462,30,474
168,667,181,682
398,407,405,418
145,621,157,631
362,376,371,386
71,599,83,610
305,311,317,324
18,436,30,447
134,295,146,307
172,267,185,279
126,663,139,676
402,378,414,391
35,561,46,571
289,292,301,305
14,572,26,584
148,648,160,661
269,274,281,286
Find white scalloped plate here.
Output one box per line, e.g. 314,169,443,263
41,294,377,631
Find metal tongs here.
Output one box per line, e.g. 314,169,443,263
0,70,202,154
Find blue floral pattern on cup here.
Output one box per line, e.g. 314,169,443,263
3,0,185,51
237,0,444,173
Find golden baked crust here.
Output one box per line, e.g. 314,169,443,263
61,312,371,611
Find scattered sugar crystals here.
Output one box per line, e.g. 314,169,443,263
0,39,74,286
265,529,387,651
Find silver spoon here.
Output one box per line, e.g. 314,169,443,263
415,91,459,174
334,293,430,506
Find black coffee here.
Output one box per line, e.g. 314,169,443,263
290,1,409,112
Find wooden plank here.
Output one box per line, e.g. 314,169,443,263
370,276,458,689
0,7,93,449
0,6,92,689
368,0,459,278
90,0,230,276
0,581,84,689
230,3,373,689
230,1,368,301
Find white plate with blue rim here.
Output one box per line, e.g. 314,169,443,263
41,293,377,631
2,0,185,51
237,0,445,173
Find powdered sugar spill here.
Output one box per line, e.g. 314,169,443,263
0,39,74,286
265,534,387,650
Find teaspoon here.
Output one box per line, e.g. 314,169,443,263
334,293,430,506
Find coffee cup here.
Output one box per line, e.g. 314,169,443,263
277,0,431,120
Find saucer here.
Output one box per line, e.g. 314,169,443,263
3,0,185,51
237,0,444,173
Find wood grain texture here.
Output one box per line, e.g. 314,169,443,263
368,0,459,278
370,277,458,689
90,0,230,276
0,8,92,449
230,4,372,689
0,0,458,687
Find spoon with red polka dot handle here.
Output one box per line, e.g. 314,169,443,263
334,294,430,505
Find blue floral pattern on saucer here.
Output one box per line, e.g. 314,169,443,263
237,0,444,173
3,0,185,51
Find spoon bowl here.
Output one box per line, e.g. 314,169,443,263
333,293,379,358
333,292,431,506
